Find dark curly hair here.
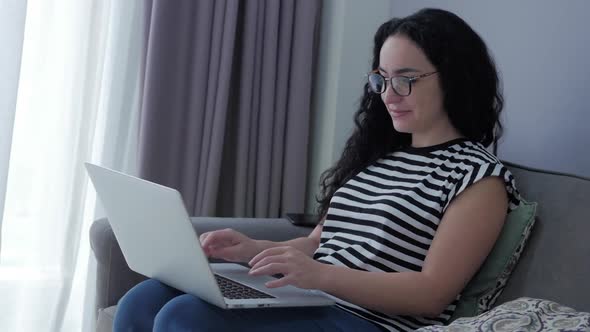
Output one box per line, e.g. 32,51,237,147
316,8,504,219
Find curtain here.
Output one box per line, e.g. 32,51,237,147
139,0,322,218
0,0,146,331
0,0,27,252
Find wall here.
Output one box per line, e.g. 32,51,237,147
305,0,391,213
387,1,590,177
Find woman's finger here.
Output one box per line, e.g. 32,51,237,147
249,246,289,266
249,254,287,271
209,245,239,261
248,262,287,277
199,232,211,244
201,229,235,248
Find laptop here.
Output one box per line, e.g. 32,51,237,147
85,163,334,309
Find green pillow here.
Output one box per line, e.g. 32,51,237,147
449,200,538,322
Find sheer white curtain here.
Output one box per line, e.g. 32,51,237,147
0,0,27,252
0,0,146,331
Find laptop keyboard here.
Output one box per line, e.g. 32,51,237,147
214,274,275,299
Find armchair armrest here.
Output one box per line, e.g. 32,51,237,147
89,216,313,312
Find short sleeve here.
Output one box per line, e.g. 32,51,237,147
443,162,521,213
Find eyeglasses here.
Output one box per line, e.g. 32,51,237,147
367,70,438,96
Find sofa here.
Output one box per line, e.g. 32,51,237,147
90,161,590,331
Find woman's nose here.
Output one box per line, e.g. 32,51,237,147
382,84,404,104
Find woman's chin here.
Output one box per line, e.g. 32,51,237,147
392,120,412,133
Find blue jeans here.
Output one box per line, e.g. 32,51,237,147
113,279,386,332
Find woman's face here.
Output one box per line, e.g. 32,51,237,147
378,35,450,139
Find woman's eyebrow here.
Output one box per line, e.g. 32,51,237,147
378,66,420,75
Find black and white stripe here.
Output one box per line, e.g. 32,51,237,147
314,139,520,331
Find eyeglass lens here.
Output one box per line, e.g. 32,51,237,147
368,73,411,96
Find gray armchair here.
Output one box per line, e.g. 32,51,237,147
90,162,590,332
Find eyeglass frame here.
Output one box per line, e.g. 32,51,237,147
367,70,438,96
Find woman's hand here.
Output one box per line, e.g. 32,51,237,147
248,246,326,289
199,229,261,263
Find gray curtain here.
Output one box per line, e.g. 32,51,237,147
138,0,321,218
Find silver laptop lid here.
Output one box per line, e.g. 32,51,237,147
85,162,227,308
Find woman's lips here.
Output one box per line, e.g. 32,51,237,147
389,109,411,118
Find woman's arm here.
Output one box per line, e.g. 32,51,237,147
315,177,508,317
201,218,324,262
255,223,323,257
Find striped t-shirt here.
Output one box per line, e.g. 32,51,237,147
313,138,520,332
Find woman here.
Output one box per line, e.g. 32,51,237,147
114,8,520,332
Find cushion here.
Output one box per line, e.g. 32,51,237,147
418,297,590,331
450,200,537,321
96,306,117,332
